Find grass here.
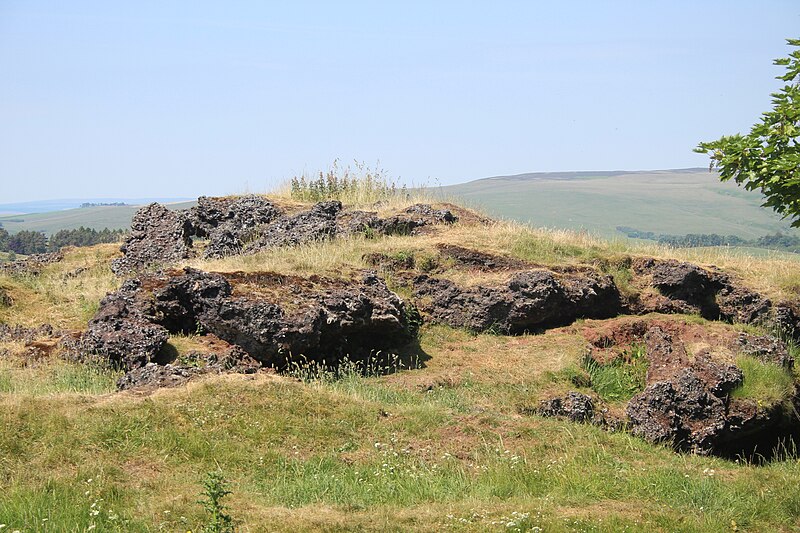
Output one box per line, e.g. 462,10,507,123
0,244,120,329
582,345,649,403
0,358,121,395
1,362,800,531
0,193,800,530
439,168,800,240
731,355,797,407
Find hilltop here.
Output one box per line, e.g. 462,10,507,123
0,187,799,531
5,170,800,250
441,168,800,240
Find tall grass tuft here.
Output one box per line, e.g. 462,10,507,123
287,160,405,205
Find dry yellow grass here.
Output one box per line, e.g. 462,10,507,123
0,244,120,329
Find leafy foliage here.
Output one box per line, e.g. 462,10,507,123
198,471,235,533
0,226,123,255
6,230,48,254
617,226,800,252
48,226,124,251
696,38,800,227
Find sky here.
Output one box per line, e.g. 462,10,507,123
1,1,798,203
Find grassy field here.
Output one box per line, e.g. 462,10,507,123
0,201,196,236
438,168,800,240
1,197,800,531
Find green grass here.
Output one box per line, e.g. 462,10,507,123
583,345,648,403
0,360,121,395
731,355,796,406
2,365,800,532
0,201,196,236
439,168,800,240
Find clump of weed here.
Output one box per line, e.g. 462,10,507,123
284,352,420,383
198,471,235,533
583,344,648,402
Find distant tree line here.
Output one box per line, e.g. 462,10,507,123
80,202,128,208
616,226,800,253
0,224,124,255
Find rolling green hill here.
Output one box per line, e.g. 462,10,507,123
4,169,800,244
439,168,800,240
0,201,196,236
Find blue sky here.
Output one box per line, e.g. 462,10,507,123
1,1,798,202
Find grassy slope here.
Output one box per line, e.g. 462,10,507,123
439,168,800,240
1,202,800,531
0,201,197,236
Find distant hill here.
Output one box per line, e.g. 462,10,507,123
0,197,191,216
438,168,800,240
0,200,196,235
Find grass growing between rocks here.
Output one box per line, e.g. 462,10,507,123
732,355,797,407
1,326,800,531
2,198,800,530
583,345,649,404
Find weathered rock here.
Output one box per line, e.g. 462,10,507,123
110,197,460,271
437,244,528,271
81,280,170,369
633,258,725,318
117,363,201,390
190,195,283,258
377,204,458,235
716,285,772,325
0,252,64,276
337,210,383,235
116,344,262,390
537,391,595,422
244,201,342,252
0,323,56,343
773,304,800,339
82,267,415,371
738,332,794,368
413,269,621,334
111,203,192,274
626,327,745,454
627,367,734,454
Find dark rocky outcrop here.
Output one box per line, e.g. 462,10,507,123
81,267,416,374
0,323,56,343
81,281,171,369
111,203,192,274
110,196,458,273
116,344,262,390
632,258,772,325
190,195,283,258
244,200,342,252
0,287,11,307
377,204,458,235
536,318,800,457
537,391,596,423
413,269,621,334
738,332,795,369
0,252,64,276
437,244,529,271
